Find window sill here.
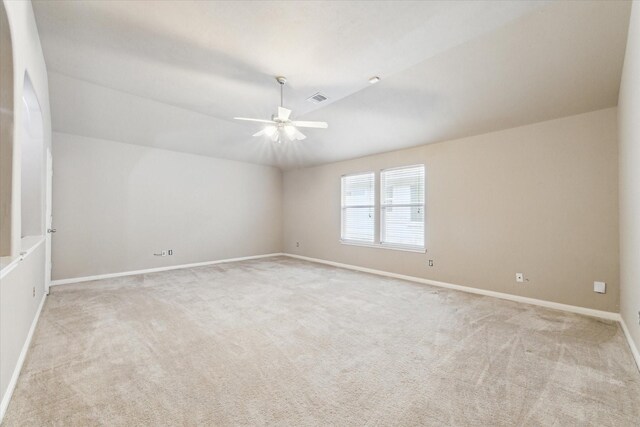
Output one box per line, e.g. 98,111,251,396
340,240,426,253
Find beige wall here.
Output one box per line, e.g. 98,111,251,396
284,108,619,313
619,2,640,355
52,132,283,280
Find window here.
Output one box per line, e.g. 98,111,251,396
380,165,425,250
340,165,426,252
341,172,375,243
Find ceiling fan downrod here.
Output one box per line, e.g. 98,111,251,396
276,76,287,108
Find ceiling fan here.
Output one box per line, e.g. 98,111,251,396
234,76,328,143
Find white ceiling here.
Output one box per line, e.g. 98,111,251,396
33,1,631,169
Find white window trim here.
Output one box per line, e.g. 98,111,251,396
339,164,426,253
339,239,426,253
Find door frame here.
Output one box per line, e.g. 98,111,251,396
45,147,52,294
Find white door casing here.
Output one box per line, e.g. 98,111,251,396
45,148,52,293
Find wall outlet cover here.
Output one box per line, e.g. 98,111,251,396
593,281,606,294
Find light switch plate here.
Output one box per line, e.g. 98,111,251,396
594,281,606,294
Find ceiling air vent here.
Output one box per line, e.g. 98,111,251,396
307,92,328,104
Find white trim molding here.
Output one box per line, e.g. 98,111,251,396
51,253,284,286
0,237,45,280
620,316,640,371
339,240,426,253
0,294,46,423
283,253,620,321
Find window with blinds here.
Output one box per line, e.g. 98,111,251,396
341,172,375,243
380,165,425,250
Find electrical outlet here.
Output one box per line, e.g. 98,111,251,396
168,250,173,256
593,281,606,294
515,273,524,283
32,287,35,297
296,242,300,247
161,250,167,257
428,260,434,267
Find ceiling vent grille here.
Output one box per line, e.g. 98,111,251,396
307,92,328,104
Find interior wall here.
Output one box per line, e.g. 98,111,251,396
619,1,640,357
0,243,45,407
284,108,619,313
20,74,44,238
4,1,51,258
0,0,51,419
0,1,13,256
52,132,283,280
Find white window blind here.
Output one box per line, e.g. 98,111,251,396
380,165,425,249
341,172,375,243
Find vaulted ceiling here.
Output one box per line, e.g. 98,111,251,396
33,1,631,169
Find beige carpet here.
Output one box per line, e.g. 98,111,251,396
4,256,640,426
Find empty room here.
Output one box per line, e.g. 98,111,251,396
1,0,640,425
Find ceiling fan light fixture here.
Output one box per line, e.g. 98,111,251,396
264,125,277,137
284,125,296,139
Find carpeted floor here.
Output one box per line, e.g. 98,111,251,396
4,256,640,426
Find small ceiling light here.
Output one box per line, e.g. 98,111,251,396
369,76,381,84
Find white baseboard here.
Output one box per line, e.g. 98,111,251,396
620,316,640,371
283,253,621,322
0,293,46,423
50,253,284,286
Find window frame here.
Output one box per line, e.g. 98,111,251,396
340,171,376,245
339,164,426,253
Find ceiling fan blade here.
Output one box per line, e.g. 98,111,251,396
234,117,276,124
293,127,307,140
284,125,296,141
291,120,328,129
253,125,277,138
278,107,291,121
252,126,273,138
284,125,307,141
